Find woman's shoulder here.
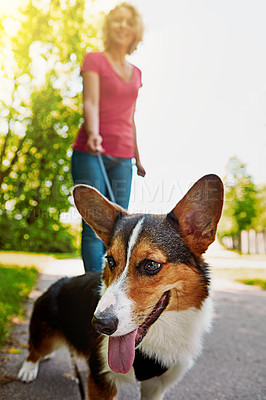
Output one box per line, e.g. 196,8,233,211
83,51,105,63
129,61,141,75
133,64,141,74
81,52,105,73
85,51,104,58
132,64,142,84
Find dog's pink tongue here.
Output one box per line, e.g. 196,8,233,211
108,329,138,374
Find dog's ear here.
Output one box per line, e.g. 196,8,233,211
168,174,224,256
73,185,127,246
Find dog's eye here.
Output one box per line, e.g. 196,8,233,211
106,255,116,271
143,260,163,276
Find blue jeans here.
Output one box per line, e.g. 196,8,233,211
71,150,132,272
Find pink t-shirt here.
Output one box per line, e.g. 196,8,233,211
72,52,142,158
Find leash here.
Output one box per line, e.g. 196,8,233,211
71,354,85,400
97,153,116,203
103,153,132,169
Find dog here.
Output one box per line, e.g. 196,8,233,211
18,174,223,400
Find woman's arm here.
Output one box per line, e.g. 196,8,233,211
82,70,104,153
132,115,146,177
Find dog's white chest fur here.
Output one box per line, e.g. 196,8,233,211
139,297,213,368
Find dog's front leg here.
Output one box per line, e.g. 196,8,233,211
87,370,117,400
140,376,165,400
140,360,192,400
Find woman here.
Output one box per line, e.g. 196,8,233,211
71,2,145,272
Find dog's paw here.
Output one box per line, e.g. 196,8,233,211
17,360,39,383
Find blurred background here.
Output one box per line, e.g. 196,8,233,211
0,0,266,255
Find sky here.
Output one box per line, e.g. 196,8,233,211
1,0,266,215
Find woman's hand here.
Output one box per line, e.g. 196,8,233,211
86,134,104,154
136,160,146,177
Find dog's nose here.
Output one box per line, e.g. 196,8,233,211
92,314,118,335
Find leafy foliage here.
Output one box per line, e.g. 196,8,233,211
0,0,102,252
218,157,264,239
253,184,266,232
237,279,266,290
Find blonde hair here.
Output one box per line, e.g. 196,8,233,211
102,2,144,55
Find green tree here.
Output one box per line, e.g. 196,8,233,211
253,184,266,232
0,0,102,252
219,157,258,241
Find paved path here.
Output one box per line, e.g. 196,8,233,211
1,245,266,399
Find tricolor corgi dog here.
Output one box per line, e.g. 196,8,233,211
18,174,223,400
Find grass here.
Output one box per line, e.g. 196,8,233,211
237,279,266,290
0,264,38,348
213,267,266,290
52,252,79,259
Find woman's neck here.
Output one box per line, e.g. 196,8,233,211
105,47,127,64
